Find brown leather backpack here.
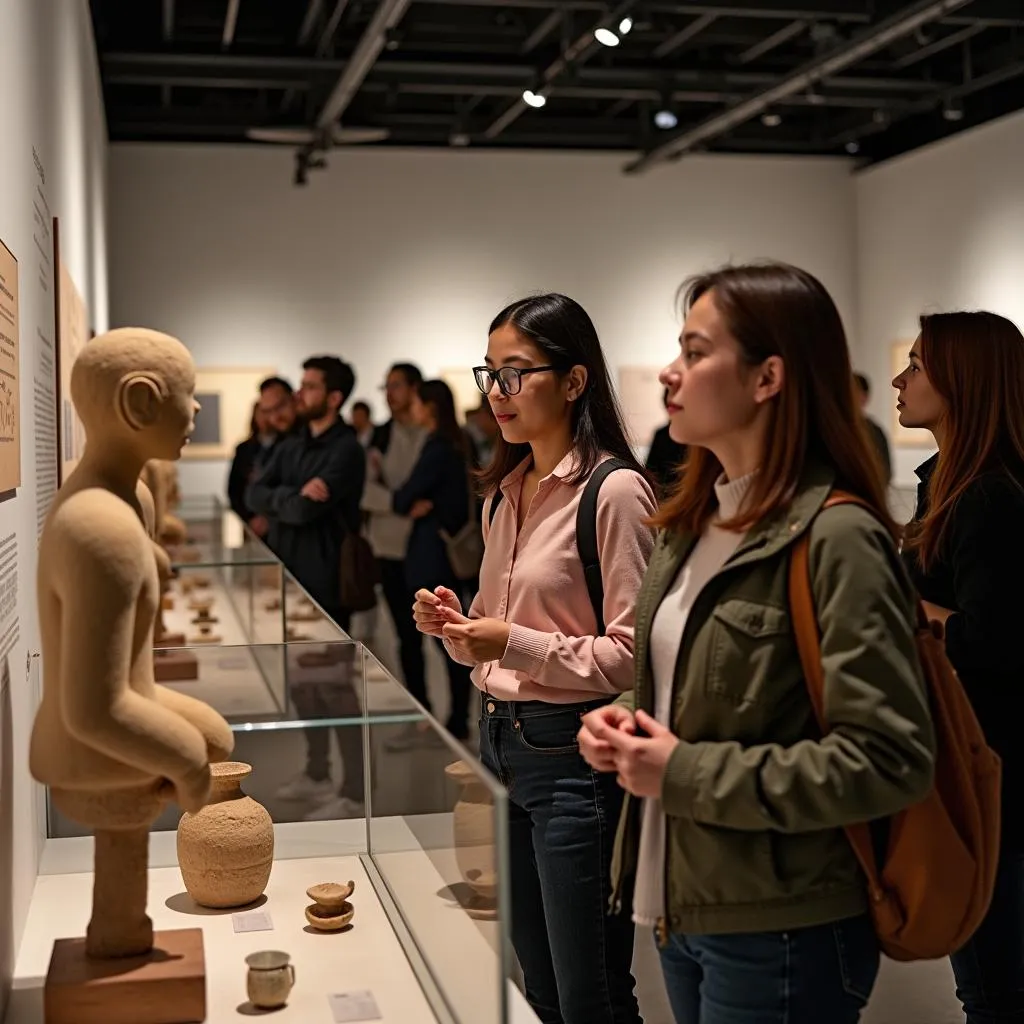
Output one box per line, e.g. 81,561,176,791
789,492,1002,961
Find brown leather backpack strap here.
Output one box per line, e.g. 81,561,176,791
788,493,886,898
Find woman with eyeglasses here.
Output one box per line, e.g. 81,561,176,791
413,294,656,1024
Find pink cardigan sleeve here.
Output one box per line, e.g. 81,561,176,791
498,470,656,694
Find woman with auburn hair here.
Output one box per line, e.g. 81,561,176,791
579,262,936,1023
894,311,1024,1023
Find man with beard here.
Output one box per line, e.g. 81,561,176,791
247,356,368,819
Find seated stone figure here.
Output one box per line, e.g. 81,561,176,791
31,327,233,959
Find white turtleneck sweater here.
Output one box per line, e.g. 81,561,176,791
632,472,754,927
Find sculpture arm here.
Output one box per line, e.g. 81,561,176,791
152,685,233,763
55,513,212,811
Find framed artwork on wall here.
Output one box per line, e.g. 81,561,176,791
889,341,934,447
618,365,665,450
183,366,276,460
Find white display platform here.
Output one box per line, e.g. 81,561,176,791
10,821,540,1024
9,855,439,1024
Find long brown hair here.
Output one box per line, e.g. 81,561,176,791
477,293,642,493
653,263,893,537
905,311,1024,569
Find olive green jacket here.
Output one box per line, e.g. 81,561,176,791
610,464,936,936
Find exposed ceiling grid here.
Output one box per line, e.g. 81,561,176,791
89,0,1024,173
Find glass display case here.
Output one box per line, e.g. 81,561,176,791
38,638,515,1024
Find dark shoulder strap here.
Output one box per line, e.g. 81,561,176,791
577,458,636,636
488,488,505,527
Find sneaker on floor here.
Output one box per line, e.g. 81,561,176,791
303,796,366,821
275,772,335,802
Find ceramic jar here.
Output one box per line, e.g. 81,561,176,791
177,761,274,908
246,950,295,1009
445,760,497,918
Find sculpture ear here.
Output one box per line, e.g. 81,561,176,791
119,374,163,430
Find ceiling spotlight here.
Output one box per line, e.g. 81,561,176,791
942,97,965,122
449,132,471,147
845,141,860,154
595,27,621,46
619,17,634,35
761,113,782,127
654,109,678,130
872,109,889,126
523,89,547,109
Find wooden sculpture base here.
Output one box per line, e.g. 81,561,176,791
154,632,187,649
153,649,199,682
44,928,205,1024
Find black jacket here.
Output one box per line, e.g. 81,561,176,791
227,435,272,521
645,424,686,498
392,433,471,592
903,454,1024,847
246,419,366,615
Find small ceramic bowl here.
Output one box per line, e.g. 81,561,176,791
305,881,355,931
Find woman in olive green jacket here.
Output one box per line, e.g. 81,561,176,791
579,263,936,1024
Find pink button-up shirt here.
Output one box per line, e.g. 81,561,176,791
447,452,657,703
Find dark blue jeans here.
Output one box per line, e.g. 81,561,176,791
479,697,641,1024
658,915,879,1023
951,849,1024,1022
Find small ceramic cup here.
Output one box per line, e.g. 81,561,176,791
246,950,296,1010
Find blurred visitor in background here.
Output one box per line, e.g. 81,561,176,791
855,372,892,486
645,388,687,498
228,400,276,527
350,400,375,448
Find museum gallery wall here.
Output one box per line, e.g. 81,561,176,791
0,0,109,1014
108,144,859,496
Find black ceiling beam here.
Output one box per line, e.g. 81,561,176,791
483,0,639,139
626,0,975,172
890,22,985,68
653,13,717,58
736,18,807,64
829,55,1024,147
422,0,873,20
522,10,563,53
162,0,175,41
100,52,952,95
222,0,241,49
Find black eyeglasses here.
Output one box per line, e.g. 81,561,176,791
473,365,557,397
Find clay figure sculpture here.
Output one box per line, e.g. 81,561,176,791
31,327,234,960
178,762,274,908
305,881,355,931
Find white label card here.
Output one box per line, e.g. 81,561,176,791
329,991,383,1022
232,909,274,933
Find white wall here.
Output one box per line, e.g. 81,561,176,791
857,108,1024,488
0,0,108,1011
109,145,858,495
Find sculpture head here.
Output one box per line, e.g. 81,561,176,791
71,328,199,462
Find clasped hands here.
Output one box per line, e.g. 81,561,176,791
412,586,511,663
300,477,330,502
579,705,680,800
